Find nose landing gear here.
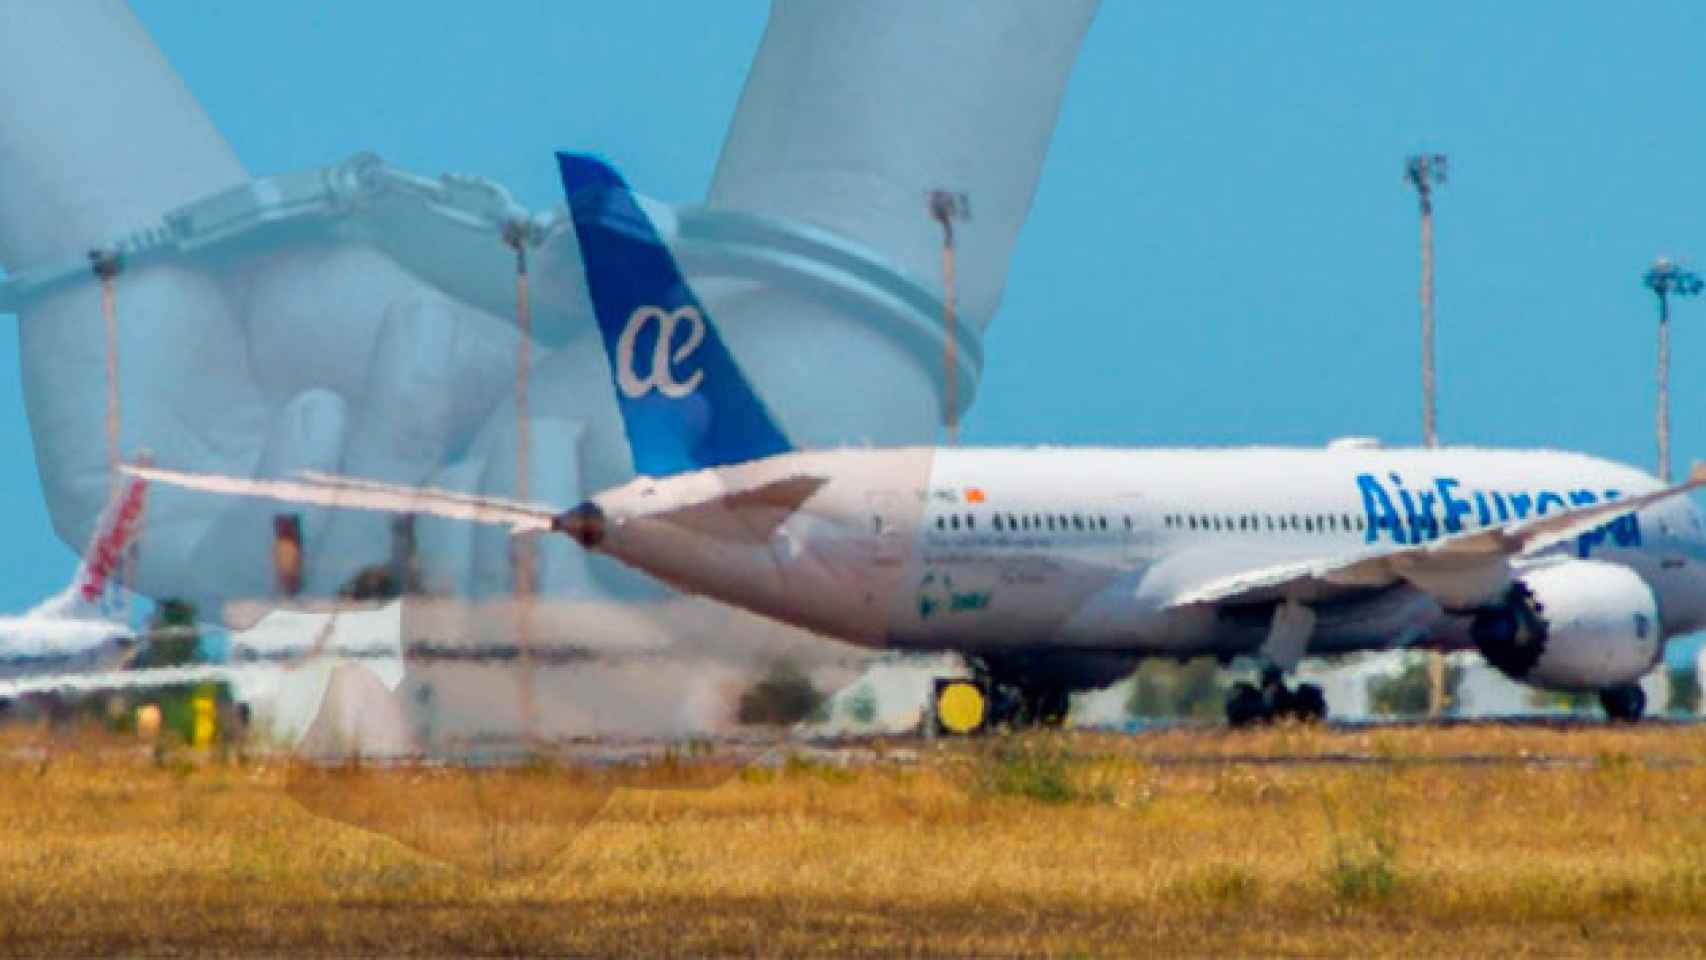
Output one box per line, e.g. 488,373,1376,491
1226,666,1327,727
1599,683,1646,723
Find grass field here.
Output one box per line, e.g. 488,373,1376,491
3,723,1706,956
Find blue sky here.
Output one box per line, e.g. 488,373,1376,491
2,2,1704,615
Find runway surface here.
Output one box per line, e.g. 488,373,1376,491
363,713,1706,771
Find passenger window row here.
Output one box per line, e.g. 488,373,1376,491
933,512,1124,534
1161,512,1366,534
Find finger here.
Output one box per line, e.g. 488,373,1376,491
412,457,486,596
20,263,271,598
306,293,519,595
238,244,423,405
184,389,347,614
469,416,590,600
529,418,590,598
354,293,520,477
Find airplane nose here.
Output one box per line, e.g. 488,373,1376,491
551,501,606,548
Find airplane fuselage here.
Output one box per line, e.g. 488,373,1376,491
0,616,134,680
585,445,1706,673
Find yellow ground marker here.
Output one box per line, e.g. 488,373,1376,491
936,681,986,734
135,704,161,740
191,694,216,748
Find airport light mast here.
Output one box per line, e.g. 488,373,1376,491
1404,153,1447,449
88,248,123,499
1405,153,1448,719
502,217,539,743
928,189,970,445
89,247,135,606
1644,258,1703,482
502,218,536,592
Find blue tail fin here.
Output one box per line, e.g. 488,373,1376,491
557,152,793,478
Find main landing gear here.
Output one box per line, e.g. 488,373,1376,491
1599,684,1646,723
1225,666,1327,727
930,677,1071,735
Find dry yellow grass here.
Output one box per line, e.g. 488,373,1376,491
1,723,1705,955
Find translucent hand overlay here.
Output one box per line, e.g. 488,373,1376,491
20,242,525,611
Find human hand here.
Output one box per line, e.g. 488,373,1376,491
18,238,522,612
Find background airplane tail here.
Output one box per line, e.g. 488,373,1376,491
29,471,148,622
557,151,793,478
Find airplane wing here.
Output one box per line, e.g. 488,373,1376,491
123,464,559,533
1168,461,1706,610
0,663,273,700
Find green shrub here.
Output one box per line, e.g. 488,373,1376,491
1321,789,1400,902
1668,666,1700,716
1368,656,1461,716
845,685,878,725
133,598,199,669
1126,658,1228,719
974,738,1075,804
736,661,824,726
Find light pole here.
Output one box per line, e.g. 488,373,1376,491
89,248,130,607
1404,153,1448,449
1405,153,1448,718
502,217,539,744
88,247,123,499
1644,258,1703,482
501,218,535,590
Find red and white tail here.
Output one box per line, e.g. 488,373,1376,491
29,471,149,622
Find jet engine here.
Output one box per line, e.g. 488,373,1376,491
1470,560,1661,691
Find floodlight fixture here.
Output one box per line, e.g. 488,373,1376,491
1644,257,1702,481
1405,151,1450,718
1404,152,1448,451
928,190,971,444
87,247,124,498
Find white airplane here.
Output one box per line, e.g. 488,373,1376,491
0,473,148,680
128,153,1706,729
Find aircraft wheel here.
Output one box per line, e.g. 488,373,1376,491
1599,684,1646,723
1288,682,1328,723
1028,687,1071,727
1226,682,1267,727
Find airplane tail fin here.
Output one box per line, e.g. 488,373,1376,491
32,469,149,622
556,152,793,478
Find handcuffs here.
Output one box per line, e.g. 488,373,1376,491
0,152,982,420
